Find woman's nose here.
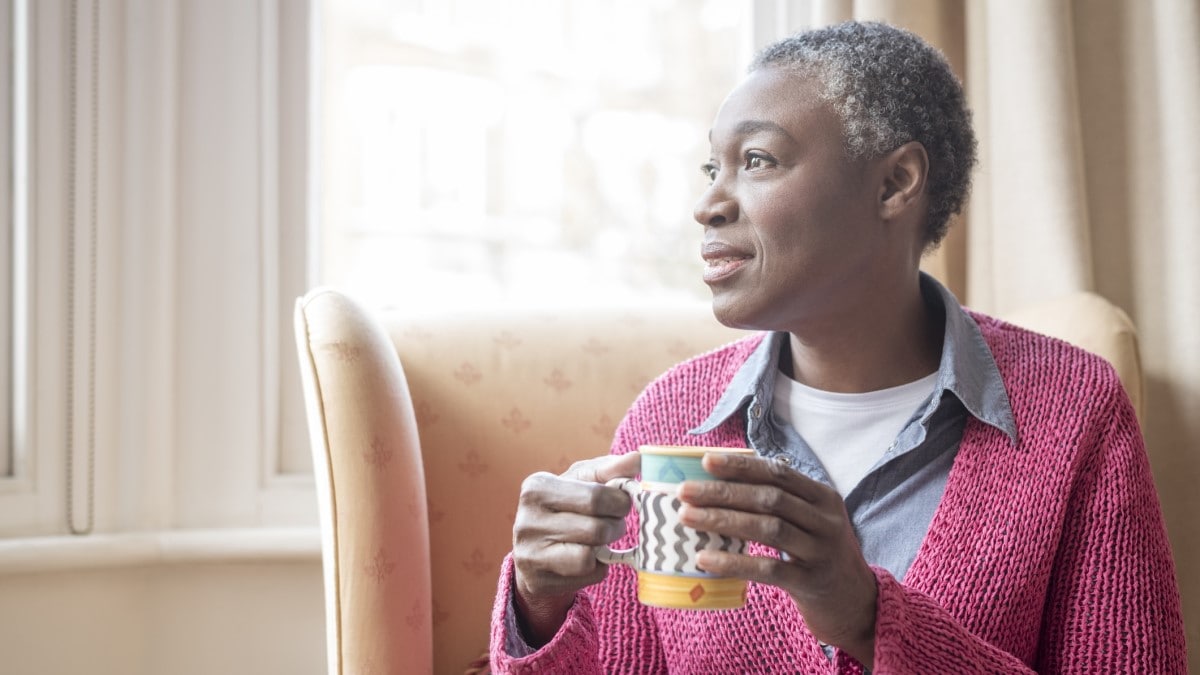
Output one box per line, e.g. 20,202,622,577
693,183,738,227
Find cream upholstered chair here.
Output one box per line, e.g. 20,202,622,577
293,288,1143,675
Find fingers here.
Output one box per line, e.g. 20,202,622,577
700,452,831,504
514,541,611,599
514,509,627,548
692,549,782,585
678,502,816,555
520,471,632,518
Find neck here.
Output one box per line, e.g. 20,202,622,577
785,274,943,393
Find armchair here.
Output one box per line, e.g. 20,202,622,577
293,288,1142,674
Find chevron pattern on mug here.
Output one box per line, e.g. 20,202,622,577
636,489,746,576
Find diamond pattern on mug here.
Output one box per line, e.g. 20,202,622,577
656,458,687,483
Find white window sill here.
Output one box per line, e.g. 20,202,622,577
0,527,321,575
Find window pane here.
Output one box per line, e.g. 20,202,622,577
319,0,750,310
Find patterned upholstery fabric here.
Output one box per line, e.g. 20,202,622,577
294,288,1142,674
295,290,744,673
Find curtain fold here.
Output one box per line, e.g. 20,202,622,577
796,0,1199,668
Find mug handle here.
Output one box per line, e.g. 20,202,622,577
594,477,640,566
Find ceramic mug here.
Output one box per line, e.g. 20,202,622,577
595,444,756,610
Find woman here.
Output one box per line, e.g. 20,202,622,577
489,21,1185,673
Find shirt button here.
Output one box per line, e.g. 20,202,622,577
751,404,763,419
775,455,792,466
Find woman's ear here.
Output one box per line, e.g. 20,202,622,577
878,141,929,221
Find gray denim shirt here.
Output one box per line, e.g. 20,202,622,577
689,273,1018,581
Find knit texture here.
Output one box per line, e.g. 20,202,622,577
489,313,1186,674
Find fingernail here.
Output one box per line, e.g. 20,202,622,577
677,504,695,524
706,452,728,467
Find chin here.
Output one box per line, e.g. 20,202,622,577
709,296,764,331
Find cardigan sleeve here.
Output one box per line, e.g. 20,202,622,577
488,528,671,674
868,381,1186,674
1032,383,1186,672
487,554,603,675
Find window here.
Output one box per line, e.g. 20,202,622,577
318,0,753,310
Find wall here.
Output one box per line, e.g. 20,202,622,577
0,559,324,674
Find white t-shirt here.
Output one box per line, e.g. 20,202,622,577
772,370,939,498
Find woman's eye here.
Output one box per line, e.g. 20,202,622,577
746,154,772,170
700,163,718,182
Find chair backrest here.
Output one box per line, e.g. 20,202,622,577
295,289,745,673
997,290,1142,419
294,287,1142,674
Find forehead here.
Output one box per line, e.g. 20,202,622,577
710,68,837,144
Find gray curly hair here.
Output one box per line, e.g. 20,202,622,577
751,21,976,249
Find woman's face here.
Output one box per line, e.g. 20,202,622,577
694,68,888,333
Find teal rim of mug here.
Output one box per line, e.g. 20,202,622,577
637,445,755,483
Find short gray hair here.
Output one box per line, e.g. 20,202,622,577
751,21,976,248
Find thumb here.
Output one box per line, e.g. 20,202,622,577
598,451,641,483
571,451,641,484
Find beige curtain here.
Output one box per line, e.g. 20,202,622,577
801,0,1199,668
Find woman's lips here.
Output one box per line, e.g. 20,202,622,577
702,256,750,283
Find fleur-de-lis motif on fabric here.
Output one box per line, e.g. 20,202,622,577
591,414,615,438
462,548,493,576
405,598,425,629
581,338,610,355
365,548,396,582
414,400,440,427
493,331,522,349
432,600,450,626
665,339,694,359
453,361,483,385
363,437,393,469
544,368,572,392
501,407,531,434
427,500,446,524
458,450,489,477
325,341,362,362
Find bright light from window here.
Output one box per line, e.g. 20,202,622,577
318,0,750,311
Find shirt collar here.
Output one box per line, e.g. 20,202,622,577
689,273,1018,444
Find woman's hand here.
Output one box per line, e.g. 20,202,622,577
511,452,641,646
677,452,878,667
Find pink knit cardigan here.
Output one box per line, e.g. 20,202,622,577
489,313,1186,673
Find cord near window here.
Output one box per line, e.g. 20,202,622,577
65,0,97,536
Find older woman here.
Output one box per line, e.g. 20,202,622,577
489,21,1185,673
